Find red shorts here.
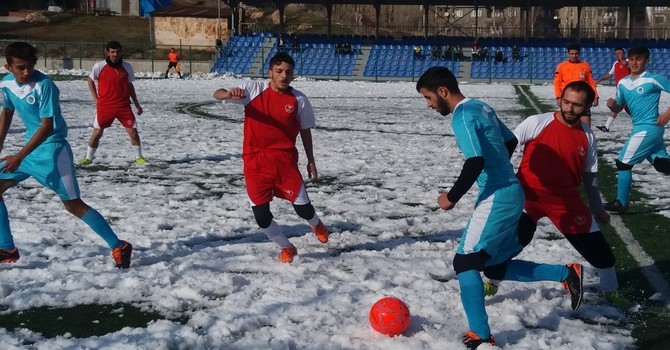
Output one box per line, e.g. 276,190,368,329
95,105,136,129
524,191,594,234
243,150,304,205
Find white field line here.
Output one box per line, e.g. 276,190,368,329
516,84,670,308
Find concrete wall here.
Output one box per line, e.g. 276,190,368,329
40,57,212,74
152,16,228,47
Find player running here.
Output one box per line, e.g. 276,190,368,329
595,47,631,132
604,46,670,214
213,52,330,263
0,42,132,268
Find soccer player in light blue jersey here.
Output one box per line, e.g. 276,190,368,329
416,66,583,349
0,42,132,268
605,46,670,214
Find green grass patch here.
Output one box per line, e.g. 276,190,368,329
0,303,187,339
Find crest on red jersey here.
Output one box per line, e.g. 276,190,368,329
285,104,295,113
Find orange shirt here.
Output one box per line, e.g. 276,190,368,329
168,52,180,63
553,60,598,99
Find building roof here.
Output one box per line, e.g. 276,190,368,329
150,5,231,18
240,0,669,7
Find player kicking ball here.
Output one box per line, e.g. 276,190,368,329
0,42,132,268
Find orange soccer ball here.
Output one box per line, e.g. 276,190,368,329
369,296,411,336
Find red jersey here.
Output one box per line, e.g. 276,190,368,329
514,112,598,199
89,60,135,109
223,81,316,158
608,60,631,84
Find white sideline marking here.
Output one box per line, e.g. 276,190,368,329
516,84,670,307
608,214,670,307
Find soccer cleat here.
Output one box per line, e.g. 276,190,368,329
278,245,298,263
604,199,629,214
0,247,19,263
78,157,93,166
483,281,499,297
561,263,584,311
596,125,610,132
462,330,495,349
135,157,148,165
311,221,330,243
111,240,132,269
603,290,631,309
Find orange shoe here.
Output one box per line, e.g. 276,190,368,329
311,221,329,243
462,330,495,349
278,245,298,263
0,247,19,263
111,240,132,269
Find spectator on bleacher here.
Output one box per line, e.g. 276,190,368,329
494,48,506,63
343,42,353,55
512,45,521,62
431,45,442,60
278,36,287,52
290,33,301,53
413,45,423,60
442,44,454,61
553,43,599,126
595,47,631,132
480,47,489,61
454,45,463,61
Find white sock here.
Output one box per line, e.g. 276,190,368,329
306,212,321,227
605,116,616,129
598,267,619,292
86,147,97,160
133,144,143,158
263,220,292,248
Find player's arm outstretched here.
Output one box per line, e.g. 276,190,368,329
213,87,246,100
299,128,317,182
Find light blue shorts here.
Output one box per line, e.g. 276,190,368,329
618,125,669,165
457,182,524,266
0,141,81,201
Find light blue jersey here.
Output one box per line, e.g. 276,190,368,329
1,71,68,144
451,98,518,192
615,71,670,127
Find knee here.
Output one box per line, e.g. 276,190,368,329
652,158,670,174
252,204,273,228
62,199,89,218
453,251,490,274
292,203,315,220
483,262,508,281
517,212,536,247
615,159,633,171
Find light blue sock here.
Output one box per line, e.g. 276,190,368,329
457,269,490,338
0,201,14,250
81,208,121,249
617,170,633,206
503,260,568,282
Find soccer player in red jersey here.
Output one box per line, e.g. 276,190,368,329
513,81,627,307
79,41,146,165
213,52,329,263
595,47,631,132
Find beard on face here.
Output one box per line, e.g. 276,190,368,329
560,109,583,125
437,97,451,116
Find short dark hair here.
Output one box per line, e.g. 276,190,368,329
5,41,38,65
628,46,650,60
566,43,580,52
614,47,625,53
106,41,122,51
415,66,461,94
561,81,595,106
269,52,295,68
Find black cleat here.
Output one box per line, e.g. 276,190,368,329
462,330,495,349
0,247,19,263
604,199,629,214
596,125,609,132
561,263,584,311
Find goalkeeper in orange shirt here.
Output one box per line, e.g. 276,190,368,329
554,43,599,126
164,47,182,79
